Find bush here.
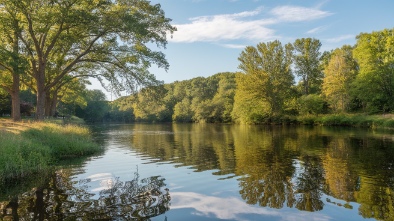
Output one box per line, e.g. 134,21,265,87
298,94,325,116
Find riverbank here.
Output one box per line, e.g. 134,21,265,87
0,119,103,186
296,113,394,128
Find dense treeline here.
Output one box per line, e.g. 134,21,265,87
110,28,393,124
114,72,236,123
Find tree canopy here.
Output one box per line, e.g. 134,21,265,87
353,28,394,112
0,0,176,120
233,40,294,123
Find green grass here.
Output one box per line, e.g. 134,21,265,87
0,131,51,184
0,120,103,185
21,123,102,159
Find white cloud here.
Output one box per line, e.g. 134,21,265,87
170,192,278,220
171,8,277,43
170,5,332,43
325,34,355,43
270,5,332,22
170,192,333,221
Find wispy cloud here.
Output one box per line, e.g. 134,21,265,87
270,5,332,22
325,34,355,43
307,25,328,34
220,44,248,49
170,5,332,44
171,7,277,43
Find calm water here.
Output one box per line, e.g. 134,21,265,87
2,124,394,221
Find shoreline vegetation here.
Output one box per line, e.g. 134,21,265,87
0,118,103,187
296,113,394,128
0,113,393,187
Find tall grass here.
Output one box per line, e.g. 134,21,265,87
21,123,102,159
0,121,103,185
0,131,50,185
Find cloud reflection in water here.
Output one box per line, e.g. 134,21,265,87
170,192,332,221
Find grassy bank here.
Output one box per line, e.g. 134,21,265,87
0,119,103,185
296,113,394,128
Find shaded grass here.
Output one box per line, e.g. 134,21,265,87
0,120,103,185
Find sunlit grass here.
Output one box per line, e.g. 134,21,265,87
0,119,102,185
21,123,101,159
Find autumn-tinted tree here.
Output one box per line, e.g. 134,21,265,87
322,46,358,112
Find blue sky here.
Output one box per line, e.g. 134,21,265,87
91,0,394,99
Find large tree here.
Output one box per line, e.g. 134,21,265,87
322,46,358,112
233,40,294,123
293,38,323,95
353,28,394,112
0,3,28,121
2,0,175,120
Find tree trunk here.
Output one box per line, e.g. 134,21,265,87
35,74,46,120
45,91,58,117
50,92,58,116
11,25,21,121
45,94,51,116
10,75,21,121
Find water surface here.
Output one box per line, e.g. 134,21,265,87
2,124,394,221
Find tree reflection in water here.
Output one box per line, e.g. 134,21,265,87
0,170,170,220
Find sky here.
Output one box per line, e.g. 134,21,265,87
90,0,394,100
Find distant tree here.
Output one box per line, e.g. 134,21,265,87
173,98,193,122
353,28,394,112
293,38,323,95
322,46,358,112
76,90,109,123
209,73,236,122
132,86,170,122
113,73,236,123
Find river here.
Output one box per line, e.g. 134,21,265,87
1,123,394,221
